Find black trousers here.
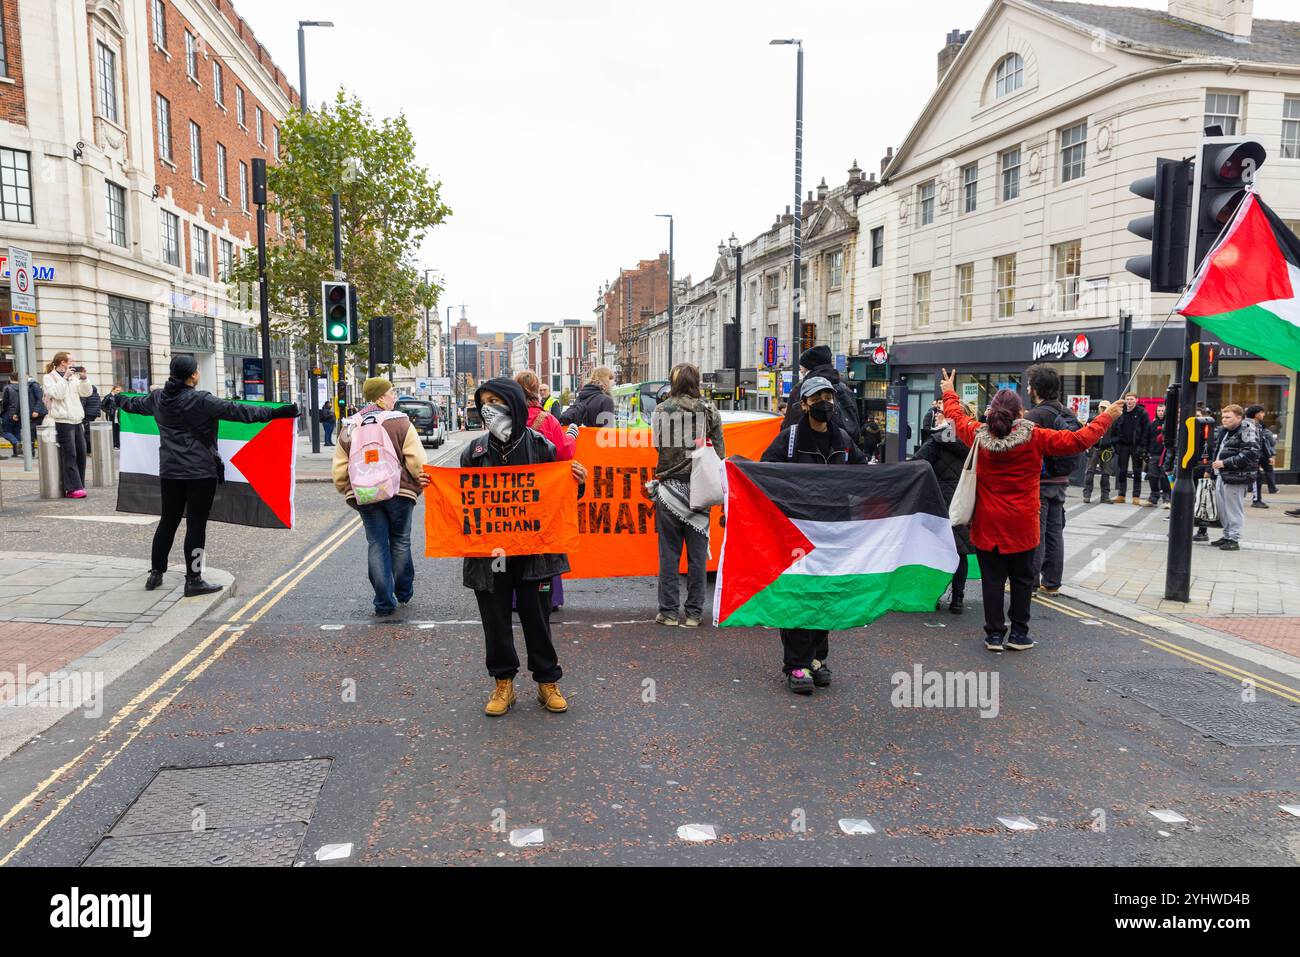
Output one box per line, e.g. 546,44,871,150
976,547,1035,640
1114,444,1142,498
1254,463,1278,500
152,477,218,575
951,553,970,599
780,628,829,674
476,559,561,683
55,422,87,493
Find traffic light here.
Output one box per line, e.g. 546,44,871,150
735,386,747,403
1188,339,1221,383
1195,136,1266,267
322,281,352,344
1125,157,1192,293
370,316,394,366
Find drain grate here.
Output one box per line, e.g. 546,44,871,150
1086,668,1300,747
84,759,331,867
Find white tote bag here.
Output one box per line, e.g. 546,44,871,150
689,442,725,509
1194,474,1219,526
948,438,979,527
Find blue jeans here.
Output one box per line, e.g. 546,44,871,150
357,496,416,613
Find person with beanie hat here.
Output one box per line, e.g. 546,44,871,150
783,343,862,450
333,377,430,615
117,354,300,597
460,377,587,717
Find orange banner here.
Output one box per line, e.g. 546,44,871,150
567,418,782,578
423,461,579,558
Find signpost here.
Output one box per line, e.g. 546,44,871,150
8,247,37,471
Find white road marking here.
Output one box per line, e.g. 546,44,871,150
998,816,1038,831
1149,809,1188,824
41,514,159,525
677,824,717,842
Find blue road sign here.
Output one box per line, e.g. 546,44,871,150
1,326,29,334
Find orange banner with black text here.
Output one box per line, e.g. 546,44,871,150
423,460,580,558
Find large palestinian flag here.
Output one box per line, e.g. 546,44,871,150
1177,191,1300,371
117,400,297,529
714,460,958,629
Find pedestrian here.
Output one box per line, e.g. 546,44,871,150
939,369,1117,652
782,345,861,451
118,355,299,596
1024,364,1081,595
911,405,974,614
538,380,559,416
0,373,43,457
1209,404,1260,550
333,377,429,616
1144,403,1172,507
1110,393,1149,505
1244,405,1278,508
81,383,103,456
561,366,616,427
42,352,93,498
101,385,124,449
861,416,883,463
320,399,336,446
761,375,867,694
515,370,579,619
649,363,725,629
1082,400,1116,503
462,377,586,717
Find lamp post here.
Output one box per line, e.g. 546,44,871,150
422,269,437,381
729,232,742,406
770,39,804,364
657,213,674,371
297,20,334,113
298,19,332,452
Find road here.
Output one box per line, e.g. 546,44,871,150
1,430,1298,866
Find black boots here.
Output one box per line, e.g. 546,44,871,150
949,593,965,615
184,575,222,597
144,570,165,591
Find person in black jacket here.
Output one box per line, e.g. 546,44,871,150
1,374,45,457
782,345,861,452
1082,400,1116,503
1111,393,1149,504
1209,404,1260,550
463,377,587,717
118,355,298,597
912,406,973,614
562,366,616,427
1244,405,1278,507
860,416,883,463
1023,364,1075,593
81,384,103,456
320,399,337,446
762,376,866,695
1143,403,1171,507
101,385,123,449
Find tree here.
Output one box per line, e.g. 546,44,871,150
228,89,451,370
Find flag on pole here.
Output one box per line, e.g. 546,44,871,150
713,460,958,629
1177,191,1300,370
117,402,297,528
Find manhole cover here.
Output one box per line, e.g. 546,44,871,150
1086,668,1300,747
83,759,331,867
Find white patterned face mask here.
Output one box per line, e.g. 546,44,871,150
480,402,512,441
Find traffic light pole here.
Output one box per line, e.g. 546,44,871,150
252,159,273,399
333,192,346,419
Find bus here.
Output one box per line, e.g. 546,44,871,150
612,380,667,428
465,402,482,430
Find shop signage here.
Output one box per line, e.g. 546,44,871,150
1031,333,1091,362
859,339,888,365
0,255,55,282
170,290,221,319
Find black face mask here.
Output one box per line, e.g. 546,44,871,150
808,401,832,423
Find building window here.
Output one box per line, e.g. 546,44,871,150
105,181,126,247
219,238,235,281
212,61,224,106
956,263,974,323
1282,97,1300,160
156,95,172,163
913,272,931,327
238,161,248,211
1059,121,1087,183
0,148,33,223
96,41,119,124
1000,147,1021,201
994,53,1023,98
189,121,202,182
192,225,209,277
273,126,280,157
871,226,884,267
1205,92,1241,135
828,314,842,354
255,108,264,146
994,253,1016,319
236,87,246,128
766,273,779,308
869,300,881,338
961,162,978,213
918,181,935,225
0,15,7,78
829,250,844,288
184,30,197,80
216,143,228,199
749,280,758,316
161,210,180,266
151,0,167,50
1053,240,1082,312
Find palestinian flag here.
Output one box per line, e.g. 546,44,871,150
117,399,297,528
1177,191,1300,371
714,460,958,629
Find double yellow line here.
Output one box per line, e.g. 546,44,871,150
1033,593,1300,704
0,516,363,866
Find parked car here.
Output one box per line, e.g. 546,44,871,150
396,398,445,448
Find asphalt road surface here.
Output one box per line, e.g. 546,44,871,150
2,430,1298,866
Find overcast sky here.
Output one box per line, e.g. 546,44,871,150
240,0,1294,334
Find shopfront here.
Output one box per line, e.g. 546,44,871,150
109,295,152,391
169,301,216,390
222,320,259,399
848,338,890,429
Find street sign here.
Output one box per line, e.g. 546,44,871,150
415,377,431,393
1,326,28,335
429,377,452,396
763,336,778,367
9,246,37,325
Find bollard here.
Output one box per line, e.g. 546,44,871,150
38,424,61,499
89,420,116,487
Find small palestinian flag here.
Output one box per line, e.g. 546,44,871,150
1178,191,1300,371
714,460,958,629
117,399,297,528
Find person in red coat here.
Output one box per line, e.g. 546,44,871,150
940,369,1117,653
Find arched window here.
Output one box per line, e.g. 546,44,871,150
995,54,1024,98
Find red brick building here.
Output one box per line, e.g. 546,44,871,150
595,253,669,383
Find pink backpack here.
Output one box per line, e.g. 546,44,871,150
345,411,405,505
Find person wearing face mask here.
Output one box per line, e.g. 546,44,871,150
911,405,974,614
461,377,587,717
118,355,300,596
334,377,431,616
761,376,866,695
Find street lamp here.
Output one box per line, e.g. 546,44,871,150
729,232,742,406
770,39,804,366
656,213,674,372
298,19,333,453
297,20,334,113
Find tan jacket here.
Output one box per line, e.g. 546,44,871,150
332,408,427,504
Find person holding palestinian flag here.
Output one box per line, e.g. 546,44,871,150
118,355,299,597
939,369,1117,652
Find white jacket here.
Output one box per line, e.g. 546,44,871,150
42,370,93,425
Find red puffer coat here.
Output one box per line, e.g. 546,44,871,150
942,391,1115,554
526,405,575,460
